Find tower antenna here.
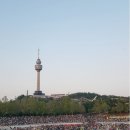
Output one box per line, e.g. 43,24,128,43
38,48,40,58
27,90,28,96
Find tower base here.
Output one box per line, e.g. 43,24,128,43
34,91,45,95
33,91,46,98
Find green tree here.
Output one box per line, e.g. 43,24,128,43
92,100,109,113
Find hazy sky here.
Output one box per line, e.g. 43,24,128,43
0,0,129,99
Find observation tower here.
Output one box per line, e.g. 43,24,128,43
34,49,45,96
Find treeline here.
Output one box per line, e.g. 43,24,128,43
0,93,129,116
84,99,129,113
0,96,85,116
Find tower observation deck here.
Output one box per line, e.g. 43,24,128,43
34,49,45,96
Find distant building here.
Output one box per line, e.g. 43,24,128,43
50,94,66,99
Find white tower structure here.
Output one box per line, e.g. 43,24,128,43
34,49,45,96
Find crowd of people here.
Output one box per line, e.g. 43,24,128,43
0,115,87,126
0,114,129,130
12,123,129,130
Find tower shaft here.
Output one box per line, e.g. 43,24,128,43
37,71,40,91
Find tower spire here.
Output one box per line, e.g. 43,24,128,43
38,48,39,59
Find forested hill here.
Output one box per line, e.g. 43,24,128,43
69,92,128,100
68,92,129,114
69,92,99,99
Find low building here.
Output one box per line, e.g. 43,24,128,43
50,94,66,99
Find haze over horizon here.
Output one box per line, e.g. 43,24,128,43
0,0,129,99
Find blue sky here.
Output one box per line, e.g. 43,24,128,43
0,0,129,99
